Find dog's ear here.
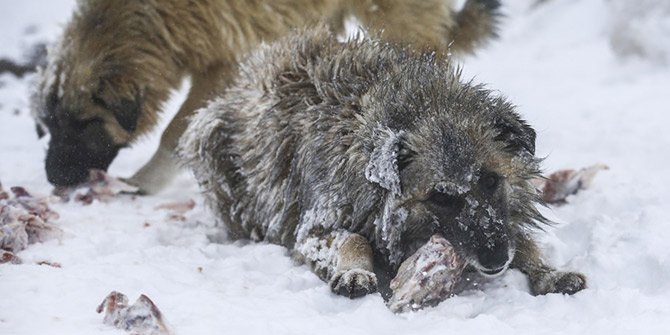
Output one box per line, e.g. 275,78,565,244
365,127,407,195
493,112,536,156
110,94,142,133
92,80,142,133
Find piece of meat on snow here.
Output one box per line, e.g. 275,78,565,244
1,181,61,255
97,291,172,335
387,234,466,313
534,164,609,204
53,169,139,205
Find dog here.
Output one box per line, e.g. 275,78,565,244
30,0,501,194
179,26,587,301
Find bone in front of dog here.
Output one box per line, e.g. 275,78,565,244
97,291,172,335
388,235,466,313
534,164,609,204
53,169,139,204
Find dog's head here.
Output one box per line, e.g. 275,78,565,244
32,66,141,186
31,19,145,187
365,63,542,275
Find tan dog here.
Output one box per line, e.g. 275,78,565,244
31,0,501,194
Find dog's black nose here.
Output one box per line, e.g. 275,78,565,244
477,244,509,274
45,153,90,186
45,136,120,186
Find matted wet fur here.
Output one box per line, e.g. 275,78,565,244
179,27,587,302
31,0,501,194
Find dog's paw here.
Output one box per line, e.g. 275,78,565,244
531,271,587,295
552,271,587,295
330,269,378,299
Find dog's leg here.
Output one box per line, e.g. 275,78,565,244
295,230,378,298
126,64,232,194
330,233,378,298
511,234,587,295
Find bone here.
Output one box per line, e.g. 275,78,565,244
53,169,139,205
97,291,172,335
534,164,609,204
387,234,466,313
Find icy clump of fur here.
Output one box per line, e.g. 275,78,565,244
375,200,409,266
296,194,342,243
364,127,412,264
365,127,404,196
295,230,351,280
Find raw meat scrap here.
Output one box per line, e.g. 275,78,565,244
387,234,466,313
53,169,139,205
534,164,609,204
1,181,61,254
154,199,196,221
1,250,21,264
154,199,195,213
7,185,59,222
97,291,172,335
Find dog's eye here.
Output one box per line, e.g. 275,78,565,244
479,172,499,191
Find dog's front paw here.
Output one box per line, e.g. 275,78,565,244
330,269,378,298
553,271,587,295
531,271,586,295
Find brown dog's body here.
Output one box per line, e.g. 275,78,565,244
179,27,587,304
31,0,501,194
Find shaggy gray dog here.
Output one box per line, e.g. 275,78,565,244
180,27,586,300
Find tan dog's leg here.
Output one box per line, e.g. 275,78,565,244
330,233,378,298
127,64,232,194
511,234,587,295
295,231,378,298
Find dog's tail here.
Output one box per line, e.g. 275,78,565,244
448,0,502,54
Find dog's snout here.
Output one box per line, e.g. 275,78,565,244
477,243,510,274
427,191,466,215
46,164,89,186
45,138,119,187
45,143,90,186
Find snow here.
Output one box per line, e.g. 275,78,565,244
1,0,670,334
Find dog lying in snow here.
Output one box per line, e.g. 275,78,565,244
179,26,586,305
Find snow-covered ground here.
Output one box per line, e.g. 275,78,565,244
1,0,669,334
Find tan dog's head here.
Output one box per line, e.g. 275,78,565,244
31,7,150,187
32,54,141,186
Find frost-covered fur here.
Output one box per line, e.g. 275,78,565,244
180,27,586,300
31,0,502,193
